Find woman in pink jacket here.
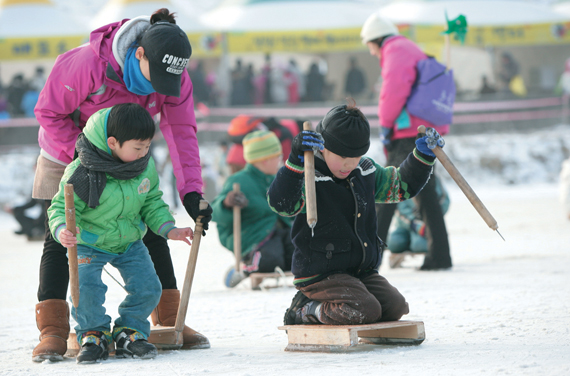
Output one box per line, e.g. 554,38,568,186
360,13,452,271
32,8,211,362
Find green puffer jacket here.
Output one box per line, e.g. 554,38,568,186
48,107,175,254
212,163,292,256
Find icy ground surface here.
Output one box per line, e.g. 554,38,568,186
0,126,569,375
1,183,569,375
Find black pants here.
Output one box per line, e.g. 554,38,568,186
13,199,45,237
242,224,294,274
376,138,452,269
37,200,177,302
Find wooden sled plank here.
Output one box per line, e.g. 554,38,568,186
389,251,427,269
278,320,425,352
250,271,293,290
65,332,80,357
358,321,425,346
147,326,183,350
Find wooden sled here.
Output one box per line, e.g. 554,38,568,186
389,251,427,269
278,320,425,352
250,271,293,290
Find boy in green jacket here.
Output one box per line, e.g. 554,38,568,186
212,130,293,288
48,103,193,364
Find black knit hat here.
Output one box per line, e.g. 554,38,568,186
316,104,370,157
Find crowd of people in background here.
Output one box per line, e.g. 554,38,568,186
187,54,336,107
3,51,570,116
184,50,570,109
0,66,46,119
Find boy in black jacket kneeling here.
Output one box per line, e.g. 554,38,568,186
268,101,445,325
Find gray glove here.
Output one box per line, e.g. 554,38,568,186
223,191,249,208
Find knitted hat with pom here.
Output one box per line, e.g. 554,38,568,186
243,130,282,163
316,104,370,157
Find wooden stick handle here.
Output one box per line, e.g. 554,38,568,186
232,183,241,272
418,125,498,231
303,121,318,228
174,200,209,343
64,184,80,309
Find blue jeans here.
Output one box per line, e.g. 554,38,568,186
71,240,162,343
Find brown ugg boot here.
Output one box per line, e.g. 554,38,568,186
150,289,210,349
32,299,70,362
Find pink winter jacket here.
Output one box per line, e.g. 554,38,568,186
378,35,449,140
35,17,202,199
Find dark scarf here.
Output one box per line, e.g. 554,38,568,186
67,133,150,208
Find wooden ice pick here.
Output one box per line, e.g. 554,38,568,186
232,183,242,272
64,184,80,308
147,200,209,350
303,121,318,231
173,200,209,345
418,125,504,241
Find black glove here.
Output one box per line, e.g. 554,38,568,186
183,192,213,235
288,130,325,168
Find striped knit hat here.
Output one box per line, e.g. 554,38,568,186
243,130,282,163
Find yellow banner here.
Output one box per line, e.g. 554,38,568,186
224,22,570,54
227,28,363,53
414,22,570,47
0,32,223,61
0,36,87,60
1,22,568,60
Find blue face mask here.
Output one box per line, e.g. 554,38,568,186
123,47,156,96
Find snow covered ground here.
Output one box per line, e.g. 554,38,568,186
1,127,570,375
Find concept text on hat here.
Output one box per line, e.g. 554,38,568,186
162,54,189,75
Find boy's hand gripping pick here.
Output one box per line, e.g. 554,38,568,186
224,191,248,208
415,127,445,157
58,227,80,248
288,131,325,170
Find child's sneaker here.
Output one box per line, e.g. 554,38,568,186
114,329,157,359
76,331,109,364
299,300,322,324
283,291,311,325
224,266,246,288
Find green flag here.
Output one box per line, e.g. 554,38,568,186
442,12,468,44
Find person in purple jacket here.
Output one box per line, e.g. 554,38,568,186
360,13,452,271
31,8,212,362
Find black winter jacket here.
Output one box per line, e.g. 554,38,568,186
267,149,434,287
